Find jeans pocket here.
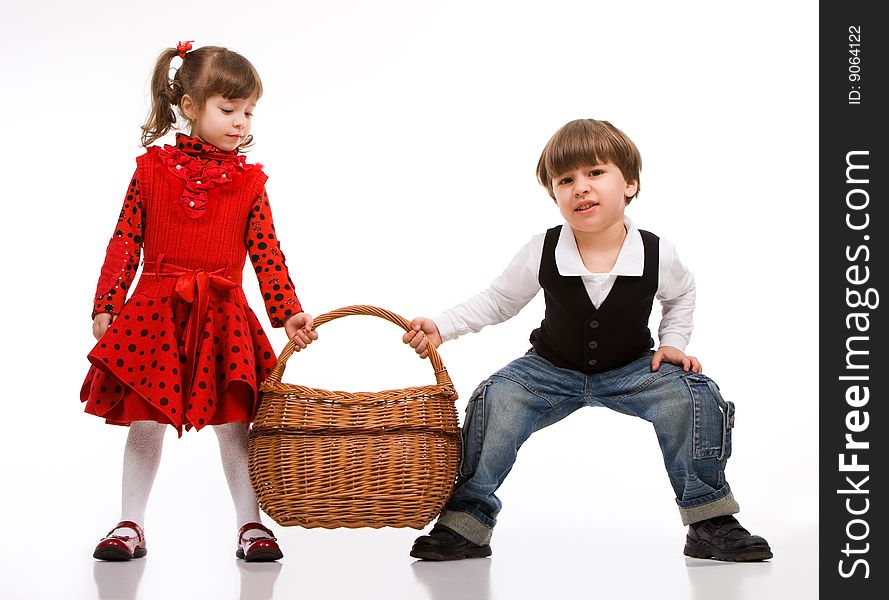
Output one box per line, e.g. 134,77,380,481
685,375,734,460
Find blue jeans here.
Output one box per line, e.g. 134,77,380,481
438,350,740,545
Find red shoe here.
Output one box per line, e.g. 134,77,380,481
236,522,283,562
93,521,147,561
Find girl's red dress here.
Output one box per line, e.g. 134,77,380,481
81,134,303,434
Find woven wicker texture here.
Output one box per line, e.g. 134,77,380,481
249,305,461,529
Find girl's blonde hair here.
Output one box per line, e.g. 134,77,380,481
141,45,263,148
536,119,642,204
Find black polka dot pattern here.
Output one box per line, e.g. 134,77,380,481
247,191,302,326
92,174,143,319
82,293,277,433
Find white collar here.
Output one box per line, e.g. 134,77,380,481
555,216,644,277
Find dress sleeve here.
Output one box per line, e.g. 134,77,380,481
92,171,144,319
246,188,303,327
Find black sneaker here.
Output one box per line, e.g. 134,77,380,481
684,515,772,562
410,524,492,561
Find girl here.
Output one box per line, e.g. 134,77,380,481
81,41,317,562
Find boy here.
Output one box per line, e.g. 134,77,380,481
402,119,771,562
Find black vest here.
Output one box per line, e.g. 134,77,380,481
529,225,659,373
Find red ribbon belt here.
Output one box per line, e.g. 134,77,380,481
142,256,241,378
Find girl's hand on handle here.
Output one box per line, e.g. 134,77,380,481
285,312,319,351
402,317,442,359
92,313,117,340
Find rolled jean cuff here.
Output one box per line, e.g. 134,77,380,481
438,509,494,545
678,491,740,525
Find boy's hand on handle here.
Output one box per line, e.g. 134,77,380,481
92,313,117,340
402,318,442,359
651,345,702,373
284,312,319,351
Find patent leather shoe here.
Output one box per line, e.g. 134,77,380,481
236,522,283,562
93,520,147,561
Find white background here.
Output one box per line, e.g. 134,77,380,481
0,1,817,599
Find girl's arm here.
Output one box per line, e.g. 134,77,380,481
245,189,304,328
93,171,144,320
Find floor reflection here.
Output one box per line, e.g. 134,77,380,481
686,557,774,600
236,560,283,600
93,559,147,600
411,558,492,600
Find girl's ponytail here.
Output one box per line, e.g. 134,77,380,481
140,48,184,147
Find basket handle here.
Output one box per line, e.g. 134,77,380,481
265,305,453,388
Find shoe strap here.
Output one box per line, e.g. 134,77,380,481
106,520,145,542
712,518,750,537
238,522,276,542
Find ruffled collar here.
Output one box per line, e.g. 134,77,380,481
157,134,257,219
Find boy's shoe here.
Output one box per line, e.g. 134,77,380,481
236,522,284,562
684,515,772,562
410,524,492,561
93,520,148,561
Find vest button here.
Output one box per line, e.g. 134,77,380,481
589,320,600,329
588,359,598,366
588,340,598,349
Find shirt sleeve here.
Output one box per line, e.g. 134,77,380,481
92,171,144,319
246,188,303,327
433,234,544,342
655,238,696,351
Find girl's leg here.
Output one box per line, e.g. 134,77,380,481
214,421,283,561
213,421,262,527
117,420,167,534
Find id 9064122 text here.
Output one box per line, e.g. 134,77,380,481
848,26,862,105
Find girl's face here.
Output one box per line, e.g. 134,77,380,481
183,94,256,151
552,162,637,236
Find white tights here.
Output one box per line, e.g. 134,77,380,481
113,420,265,538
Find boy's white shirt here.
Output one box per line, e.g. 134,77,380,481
433,216,696,352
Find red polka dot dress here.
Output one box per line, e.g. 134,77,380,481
81,134,303,435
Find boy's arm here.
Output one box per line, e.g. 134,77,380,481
653,238,701,372
433,234,544,341
403,234,544,357
655,238,696,351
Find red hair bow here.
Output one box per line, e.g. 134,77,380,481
177,40,194,59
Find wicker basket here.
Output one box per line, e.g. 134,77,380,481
248,305,461,529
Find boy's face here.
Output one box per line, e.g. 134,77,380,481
552,162,638,235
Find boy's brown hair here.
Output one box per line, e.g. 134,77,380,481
536,119,642,204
